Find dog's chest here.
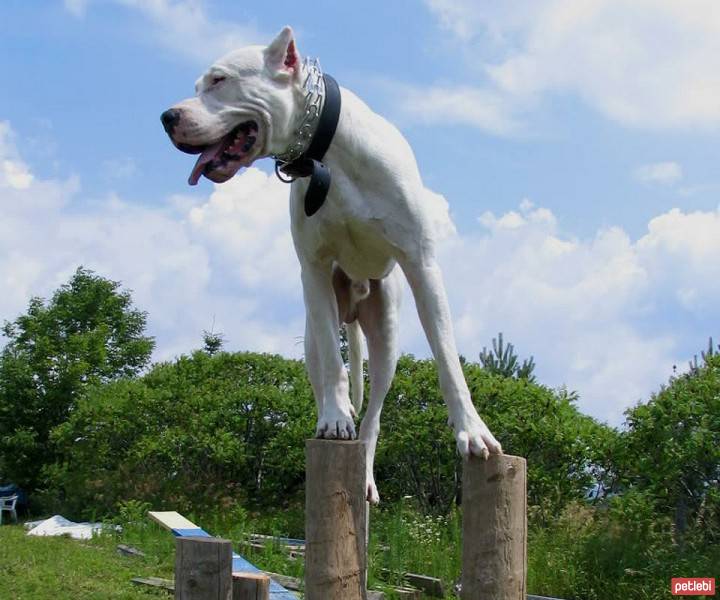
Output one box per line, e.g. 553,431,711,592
294,205,396,280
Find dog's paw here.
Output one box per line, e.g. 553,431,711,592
366,472,380,505
316,406,356,440
450,410,502,459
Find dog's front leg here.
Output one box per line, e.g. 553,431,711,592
301,261,357,440
401,257,502,458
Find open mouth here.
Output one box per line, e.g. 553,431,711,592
186,120,259,185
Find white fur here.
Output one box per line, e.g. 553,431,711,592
165,26,503,504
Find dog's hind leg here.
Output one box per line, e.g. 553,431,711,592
332,265,370,416
357,266,402,504
346,319,364,416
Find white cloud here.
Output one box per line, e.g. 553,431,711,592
64,0,265,63
397,198,720,424
3,122,719,425
102,157,139,181
0,122,302,361
63,0,88,17
422,0,720,131
637,207,720,313
393,84,521,136
0,122,34,190
1,159,34,190
634,161,683,185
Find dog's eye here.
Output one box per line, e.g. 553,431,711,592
211,76,226,86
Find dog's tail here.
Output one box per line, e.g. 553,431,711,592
346,319,364,415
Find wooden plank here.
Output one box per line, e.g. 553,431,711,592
148,511,198,531
248,534,305,550
117,544,145,558
262,572,301,592
131,576,174,592
462,454,527,600
390,587,421,598
175,536,232,600
380,569,444,597
403,573,443,597
243,541,300,560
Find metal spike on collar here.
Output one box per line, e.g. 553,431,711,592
273,57,325,168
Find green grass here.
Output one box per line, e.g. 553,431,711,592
0,524,172,599
369,503,462,596
2,500,717,600
0,505,463,600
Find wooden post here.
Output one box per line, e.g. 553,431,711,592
461,454,527,600
305,439,368,600
175,536,233,600
232,572,270,600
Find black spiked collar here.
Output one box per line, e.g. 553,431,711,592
274,73,342,217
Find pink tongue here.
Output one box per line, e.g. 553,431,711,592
188,140,224,186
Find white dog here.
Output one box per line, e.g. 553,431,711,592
162,27,502,503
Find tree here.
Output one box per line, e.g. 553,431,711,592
687,336,718,375
0,267,154,490
479,332,536,382
617,345,720,542
202,329,225,356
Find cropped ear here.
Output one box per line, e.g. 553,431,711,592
264,26,301,80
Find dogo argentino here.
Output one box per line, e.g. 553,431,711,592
161,26,502,503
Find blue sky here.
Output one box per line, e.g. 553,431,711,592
1,0,719,425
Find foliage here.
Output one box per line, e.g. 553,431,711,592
42,347,616,521
617,351,720,542
528,494,720,600
0,267,153,490
687,336,718,374
45,351,316,519
369,501,462,595
202,331,225,356
374,356,615,516
478,332,536,382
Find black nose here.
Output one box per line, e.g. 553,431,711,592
161,108,181,134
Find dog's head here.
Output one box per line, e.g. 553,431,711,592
161,26,305,185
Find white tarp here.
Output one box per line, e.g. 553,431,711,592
25,515,106,540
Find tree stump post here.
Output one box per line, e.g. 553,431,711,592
305,439,368,600
175,536,233,600
461,454,527,600
232,572,270,600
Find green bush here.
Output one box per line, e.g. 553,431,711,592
45,351,315,519
529,492,720,600
375,356,614,515
43,351,612,521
